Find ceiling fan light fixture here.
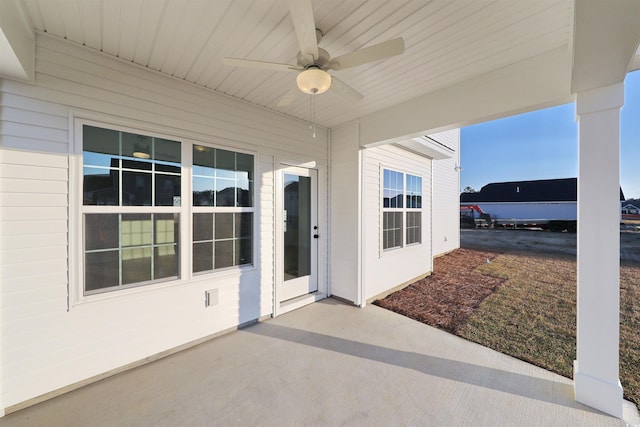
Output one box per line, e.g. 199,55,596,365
296,67,331,94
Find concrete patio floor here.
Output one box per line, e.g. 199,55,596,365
1,298,636,426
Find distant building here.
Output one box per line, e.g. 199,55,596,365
460,178,625,231
621,203,639,214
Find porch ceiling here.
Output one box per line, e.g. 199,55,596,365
8,0,640,133
17,0,574,129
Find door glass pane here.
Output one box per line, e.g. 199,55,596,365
284,173,311,281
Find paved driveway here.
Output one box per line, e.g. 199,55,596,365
461,228,640,266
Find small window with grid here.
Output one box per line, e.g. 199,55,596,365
382,169,422,250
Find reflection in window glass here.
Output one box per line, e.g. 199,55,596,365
83,167,119,205
82,125,181,208
406,174,422,209
192,146,254,208
383,169,404,208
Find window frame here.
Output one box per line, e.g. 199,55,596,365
191,145,256,275
71,117,257,305
380,166,423,253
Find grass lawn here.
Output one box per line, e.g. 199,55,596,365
457,251,640,406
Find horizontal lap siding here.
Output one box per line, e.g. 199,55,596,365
430,129,460,256
363,145,432,300
0,34,327,410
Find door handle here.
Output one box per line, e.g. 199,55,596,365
313,234,319,239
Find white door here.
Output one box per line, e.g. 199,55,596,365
279,166,318,302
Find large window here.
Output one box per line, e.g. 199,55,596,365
382,169,422,250
80,123,254,296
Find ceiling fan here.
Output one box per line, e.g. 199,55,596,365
222,0,405,107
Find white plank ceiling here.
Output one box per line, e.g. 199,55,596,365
20,0,573,129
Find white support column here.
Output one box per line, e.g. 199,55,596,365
574,82,624,418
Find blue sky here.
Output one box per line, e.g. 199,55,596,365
460,70,640,199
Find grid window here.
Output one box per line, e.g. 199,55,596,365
193,145,253,207
192,145,254,274
80,123,256,297
406,212,421,245
382,169,423,251
192,213,253,273
383,212,403,250
82,125,182,294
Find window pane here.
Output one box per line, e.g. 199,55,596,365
235,213,253,266
215,213,234,240
383,169,403,209
215,178,236,207
154,138,181,164
235,238,252,266
193,213,213,241
122,247,152,284
235,213,252,239
85,214,119,250
236,181,253,207
85,250,119,291
121,214,152,247
155,214,178,244
84,125,119,156
155,245,178,279
83,151,118,168
406,174,422,209
193,177,214,206
83,167,119,205
193,145,215,171
193,242,213,273
215,240,234,269
236,152,254,181
122,171,152,206
155,174,181,206
122,132,152,161
407,212,421,245
383,212,403,250
215,149,235,174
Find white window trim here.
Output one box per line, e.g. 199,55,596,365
69,116,258,307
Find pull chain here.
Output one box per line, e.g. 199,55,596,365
309,88,318,138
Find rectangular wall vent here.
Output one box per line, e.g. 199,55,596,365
205,289,219,307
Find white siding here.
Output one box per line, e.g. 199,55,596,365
0,34,328,411
430,129,461,256
469,202,577,221
329,122,360,304
362,145,432,301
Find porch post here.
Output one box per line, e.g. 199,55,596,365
574,82,624,418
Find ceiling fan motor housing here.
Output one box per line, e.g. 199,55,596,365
297,47,331,70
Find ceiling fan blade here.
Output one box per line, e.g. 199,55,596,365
330,75,364,103
277,85,300,107
329,37,405,71
223,57,299,72
287,0,318,64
